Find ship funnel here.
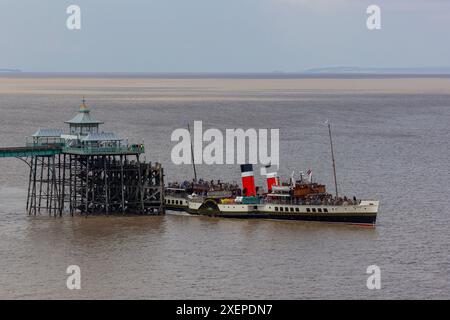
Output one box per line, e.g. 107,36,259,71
266,172,277,193
240,164,256,196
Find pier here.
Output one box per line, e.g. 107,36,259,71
0,100,164,216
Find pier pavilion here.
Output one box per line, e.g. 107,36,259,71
0,100,164,216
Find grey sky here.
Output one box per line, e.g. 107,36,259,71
1,0,449,72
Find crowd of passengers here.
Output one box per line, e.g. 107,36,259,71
168,179,241,194
267,194,361,206
168,180,360,205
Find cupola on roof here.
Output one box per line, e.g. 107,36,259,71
65,98,104,125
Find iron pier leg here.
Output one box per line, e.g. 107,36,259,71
137,155,145,213
26,157,33,212
31,156,38,216
120,155,125,214
60,154,66,216
85,156,89,215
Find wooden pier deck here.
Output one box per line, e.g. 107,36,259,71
0,145,62,158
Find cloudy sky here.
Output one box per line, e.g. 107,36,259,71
1,0,449,72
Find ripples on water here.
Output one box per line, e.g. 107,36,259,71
0,76,449,299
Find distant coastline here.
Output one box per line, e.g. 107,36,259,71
0,68,22,73
303,66,450,75
1,67,450,79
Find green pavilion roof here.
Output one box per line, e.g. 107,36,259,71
65,100,103,125
32,128,64,137
81,132,121,142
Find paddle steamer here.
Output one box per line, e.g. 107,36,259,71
185,164,378,226
165,122,379,226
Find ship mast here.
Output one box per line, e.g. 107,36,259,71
187,123,197,181
327,121,338,198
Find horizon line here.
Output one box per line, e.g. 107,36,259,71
1,71,450,79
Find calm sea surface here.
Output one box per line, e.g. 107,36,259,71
0,75,449,299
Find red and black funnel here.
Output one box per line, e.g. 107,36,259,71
266,172,277,193
240,164,256,197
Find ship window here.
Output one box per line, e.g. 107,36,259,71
175,200,179,205
324,208,328,213
280,207,283,212
295,208,299,212
275,207,278,211
285,207,289,212
253,206,258,210
290,207,294,212
312,208,316,213
318,208,322,213
306,208,311,213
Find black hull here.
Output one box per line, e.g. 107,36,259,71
165,205,188,212
188,211,376,226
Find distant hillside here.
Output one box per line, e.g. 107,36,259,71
304,66,450,74
0,68,22,73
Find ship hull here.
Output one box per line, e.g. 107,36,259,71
164,195,189,211
187,199,379,226
188,212,376,225
165,205,187,212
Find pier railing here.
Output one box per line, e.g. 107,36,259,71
26,142,65,148
0,145,62,158
62,145,145,155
